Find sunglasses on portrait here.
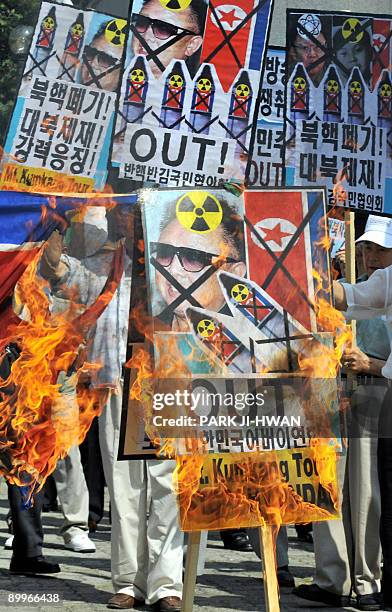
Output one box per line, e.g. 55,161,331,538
131,13,197,41
151,242,239,273
83,45,121,69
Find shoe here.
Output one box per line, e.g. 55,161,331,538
293,584,350,607
88,519,97,533
357,593,383,611
64,531,96,553
4,535,13,550
10,555,61,575
277,566,295,588
221,530,253,552
155,596,182,611
107,594,144,609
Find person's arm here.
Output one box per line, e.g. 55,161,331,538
333,280,347,311
343,347,385,376
334,267,391,319
40,230,68,281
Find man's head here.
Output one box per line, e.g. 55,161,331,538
79,21,124,91
131,0,206,78
152,195,246,326
288,15,328,83
333,25,372,83
357,215,392,276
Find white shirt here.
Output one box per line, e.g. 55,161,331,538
342,265,392,378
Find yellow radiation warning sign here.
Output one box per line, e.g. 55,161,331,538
294,76,306,91
130,68,145,83
236,83,250,98
105,19,127,46
231,284,249,303
197,78,212,93
159,0,192,11
342,18,364,43
350,80,362,95
176,191,223,234
327,79,339,93
169,74,184,89
197,319,216,338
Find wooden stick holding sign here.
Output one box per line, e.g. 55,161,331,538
344,211,356,343
259,526,280,612
181,531,201,612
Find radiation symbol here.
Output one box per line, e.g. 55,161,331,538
381,83,392,98
71,23,84,37
197,319,216,338
43,16,55,30
159,0,192,11
294,77,306,91
327,79,339,93
130,68,145,84
169,74,184,89
342,18,364,43
350,80,362,95
197,78,212,93
105,19,127,46
176,191,222,234
231,284,249,303
236,83,250,98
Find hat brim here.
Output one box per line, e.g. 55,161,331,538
356,230,392,248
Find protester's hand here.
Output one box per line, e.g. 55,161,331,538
44,229,63,268
342,347,370,373
335,248,346,277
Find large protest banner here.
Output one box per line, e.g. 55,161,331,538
1,1,127,192
119,187,342,527
0,190,136,495
247,47,285,188
285,10,392,216
111,0,273,186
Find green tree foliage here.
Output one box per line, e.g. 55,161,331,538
0,0,41,142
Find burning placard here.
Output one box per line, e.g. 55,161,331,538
111,0,273,186
285,10,392,215
2,1,126,192
120,187,346,528
0,190,136,500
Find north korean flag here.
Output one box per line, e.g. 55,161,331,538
244,190,329,332
200,0,272,91
372,19,391,89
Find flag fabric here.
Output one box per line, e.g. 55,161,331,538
200,0,273,91
244,189,328,332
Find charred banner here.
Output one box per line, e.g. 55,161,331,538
2,1,127,192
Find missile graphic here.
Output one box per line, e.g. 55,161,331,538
189,64,215,135
57,12,84,82
160,61,186,130
217,272,313,373
348,68,365,124
227,70,253,156
32,6,57,76
323,66,342,122
290,64,310,120
122,56,149,125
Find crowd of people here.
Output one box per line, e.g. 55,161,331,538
2,203,392,612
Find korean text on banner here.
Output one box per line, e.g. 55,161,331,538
111,0,273,187
2,1,127,192
285,10,392,216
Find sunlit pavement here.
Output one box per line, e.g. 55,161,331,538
0,479,357,611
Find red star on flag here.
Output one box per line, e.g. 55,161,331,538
218,7,240,28
262,222,293,249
